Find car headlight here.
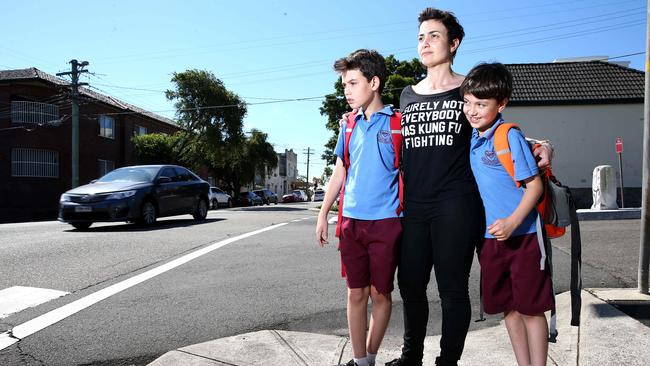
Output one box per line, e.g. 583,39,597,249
60,194,72,202
106,190,137,200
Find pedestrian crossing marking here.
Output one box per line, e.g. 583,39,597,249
0,286,69,318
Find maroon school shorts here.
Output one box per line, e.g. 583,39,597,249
339,217,402,294
479,232,554,315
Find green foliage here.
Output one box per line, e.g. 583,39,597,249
319,55,425,165
132,133,179,164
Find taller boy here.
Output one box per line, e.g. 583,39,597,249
316,49,402,366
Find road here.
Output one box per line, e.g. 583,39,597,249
0,203,642,365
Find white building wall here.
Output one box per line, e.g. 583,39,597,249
503,103,643,188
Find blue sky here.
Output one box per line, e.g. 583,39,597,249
1,0,646,180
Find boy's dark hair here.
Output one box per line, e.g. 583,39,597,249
459,62,513,103
418,8,465,62
333,49,387,93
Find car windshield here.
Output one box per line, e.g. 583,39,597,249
97,167,159,183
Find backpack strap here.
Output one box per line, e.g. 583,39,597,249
493,123,522,188
389,111,404,215
335,114,357,239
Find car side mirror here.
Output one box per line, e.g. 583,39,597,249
157,176,172,184
90,179,97,184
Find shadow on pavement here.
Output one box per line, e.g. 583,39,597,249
63,218,226,233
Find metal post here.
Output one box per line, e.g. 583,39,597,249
618,150,625,208
639,0,650,294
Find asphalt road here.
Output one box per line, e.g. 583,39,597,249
0,203,643,365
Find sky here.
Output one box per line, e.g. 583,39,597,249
1,0,646,180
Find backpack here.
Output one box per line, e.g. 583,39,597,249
488,122,582,342
334,110,403,277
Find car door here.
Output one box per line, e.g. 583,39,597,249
156,167,180,215
174,167,198,213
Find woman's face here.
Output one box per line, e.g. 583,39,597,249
418,19,458,68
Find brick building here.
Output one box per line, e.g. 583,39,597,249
0,68,181,222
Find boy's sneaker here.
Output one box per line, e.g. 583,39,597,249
339,360,358,366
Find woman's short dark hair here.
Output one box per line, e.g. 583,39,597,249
333,49,387,93
418,8,465,62
459,62,513,102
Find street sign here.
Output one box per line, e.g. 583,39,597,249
616,137,623,153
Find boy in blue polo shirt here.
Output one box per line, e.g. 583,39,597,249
460,62,553,366
316,49,402,366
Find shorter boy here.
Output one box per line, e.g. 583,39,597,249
460,63,554,366
315,49,402,366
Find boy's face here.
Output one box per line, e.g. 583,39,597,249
463,93,507,135
418,20,458,67
341,69,378,110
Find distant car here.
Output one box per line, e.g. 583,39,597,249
236,191,264,206
292,189,308,202
253,189,278,205
313,188,325,202
281,192,300,203
209,187,232,209
58,165,210,230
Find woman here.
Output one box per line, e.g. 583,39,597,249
386,8,552,366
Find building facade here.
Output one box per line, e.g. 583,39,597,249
503,60,644,208
0,68,181,222
265,149,298,196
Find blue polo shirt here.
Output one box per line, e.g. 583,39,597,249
334,105,401,220
470,117,539,238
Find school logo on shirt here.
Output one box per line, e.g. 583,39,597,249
377,130,391,144
481,150,500,166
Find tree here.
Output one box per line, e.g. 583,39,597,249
319,56,425,164
165,69,247,174
132,133,179,164
218,129,278,195
322,166,333,180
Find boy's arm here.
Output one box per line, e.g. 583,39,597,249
487,174,543,241
316,157,345,246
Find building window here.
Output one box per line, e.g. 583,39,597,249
99,115,115,139
11,101,59,124
11,148,59,178
98,159,115,178
134,125,147,136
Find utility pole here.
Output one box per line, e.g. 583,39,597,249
303,147,314,186
57,59,89,188
639,0,650,294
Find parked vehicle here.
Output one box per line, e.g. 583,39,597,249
281,192,300,203
292,189,308,202
253,189,278,205
313,188,325,202
236,191,264,206
209,187,232,209
58,165,210,230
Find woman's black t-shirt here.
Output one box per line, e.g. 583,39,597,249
399,85,479,204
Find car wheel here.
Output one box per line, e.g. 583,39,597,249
139,200,157,226
211,199,218,210
71,222,92,230
265,199,270,205
193,198,208,220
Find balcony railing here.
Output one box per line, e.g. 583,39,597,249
11,101,60,124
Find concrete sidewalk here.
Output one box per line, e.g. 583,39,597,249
148,289,650,365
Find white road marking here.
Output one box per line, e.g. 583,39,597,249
0,222,288,351
0,287,69,318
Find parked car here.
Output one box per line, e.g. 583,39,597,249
236,191,264,206
313,188,325,202
292,189,308,202
281,192,299,203
58,165,210,230
209,187,232,209
253,189,278,205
